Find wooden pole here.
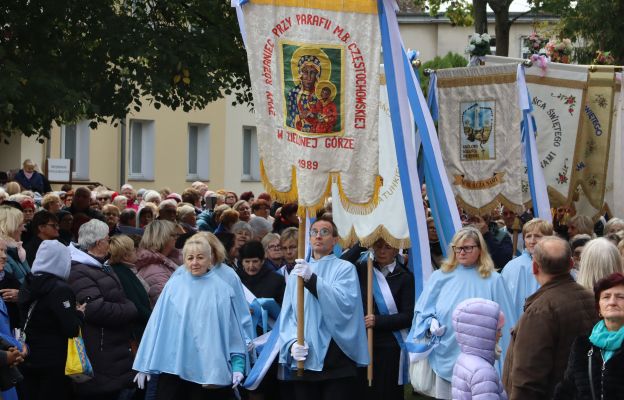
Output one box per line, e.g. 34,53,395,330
511,216,521,257
366,255,374,387
296,217,306,376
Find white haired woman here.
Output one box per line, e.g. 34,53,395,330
577,237,624,291
133,234,248,399
410,227,516,399
67,219,138,400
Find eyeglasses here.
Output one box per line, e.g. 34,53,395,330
268,245,282,250
452,245,479,254
45,223,60,229
282,245,297,251
310,228,332,237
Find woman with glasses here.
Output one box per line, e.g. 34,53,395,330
24,210,60,266
411,227,516,399
135,220,182,307
278,227,298,281
261,233,283,271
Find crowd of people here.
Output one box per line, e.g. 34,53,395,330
0,159,623,400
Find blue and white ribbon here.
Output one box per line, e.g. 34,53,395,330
243,315,283,390
371,267,409,385
517,65,551,222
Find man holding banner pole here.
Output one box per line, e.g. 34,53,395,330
279,216,369,399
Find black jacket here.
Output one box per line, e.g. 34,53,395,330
18,272,82,370
553,335,624,400
237,264,285,305
355,257,414,347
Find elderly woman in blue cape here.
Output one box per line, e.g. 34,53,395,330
501,218,553,322
409,227,516,400
133,234,248,400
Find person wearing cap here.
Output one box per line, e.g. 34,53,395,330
18,240,83,400
13,159,51,194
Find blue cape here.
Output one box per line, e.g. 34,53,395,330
279,254,369,371
133,267,247,385
501,251,540,322
412,265,516,381
173,262,255,343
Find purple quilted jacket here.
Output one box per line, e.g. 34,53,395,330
451,298,508,400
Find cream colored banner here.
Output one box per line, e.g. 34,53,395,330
242,2,381,215
436,64,523,215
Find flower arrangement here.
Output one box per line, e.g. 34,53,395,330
526,32,546,55
465,33,492,58
593,50,615,65
545,38,573,64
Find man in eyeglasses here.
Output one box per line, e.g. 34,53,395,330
279,216,369,399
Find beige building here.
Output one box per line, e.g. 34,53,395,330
0,12,556,194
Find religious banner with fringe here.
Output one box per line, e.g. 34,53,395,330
332,81,410,249
237,0,381,215
436,64,524,215
485,56,621,220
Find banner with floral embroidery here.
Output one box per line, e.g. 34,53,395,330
236,0,381,215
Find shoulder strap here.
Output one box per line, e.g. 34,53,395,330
588,347,596,400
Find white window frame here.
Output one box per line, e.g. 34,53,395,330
128,119,155,181
187,123,210,181
242,126,260,181
60,121,90,180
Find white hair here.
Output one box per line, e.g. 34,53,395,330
577,238,624,290
121,184,134,191
232,221,252,235
77,219,109,250
158,199,178,210
143,190,161,204
250,217,272,239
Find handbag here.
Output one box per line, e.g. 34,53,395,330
0,337,23,391
65,328,94,383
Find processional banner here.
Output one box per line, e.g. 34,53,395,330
436,64,524,215
486,56,619,218
239,0,381,214
332,81,410,249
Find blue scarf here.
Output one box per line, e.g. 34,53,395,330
589,320,624,362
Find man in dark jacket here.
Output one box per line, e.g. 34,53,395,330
503,236,598,399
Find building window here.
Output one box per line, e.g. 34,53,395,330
242,126,260,181
187,123,210,180
128,120,155,180
61,121,90,180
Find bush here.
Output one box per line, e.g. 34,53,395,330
418,52,468,97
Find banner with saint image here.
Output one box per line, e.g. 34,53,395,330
238,0,381,214
436,64,524,215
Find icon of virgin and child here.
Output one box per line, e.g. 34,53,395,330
284,45,342,135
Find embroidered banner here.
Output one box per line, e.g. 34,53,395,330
332,81,410,249
239,0,381,214
436,64,524,215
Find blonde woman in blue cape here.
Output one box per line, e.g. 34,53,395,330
279,217,369,399
411,227,516,399
133,234,248,400
501,218,553,322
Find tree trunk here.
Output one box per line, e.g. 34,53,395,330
488,0,512,56
473,0,488,34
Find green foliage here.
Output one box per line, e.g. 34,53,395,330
0,0,252,141
414,0,474,26
418,52,468,96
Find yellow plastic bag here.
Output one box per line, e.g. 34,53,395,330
65,329,94,383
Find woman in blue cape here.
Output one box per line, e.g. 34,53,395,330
133,234,248,399
410,227,516,399
501,218,553,322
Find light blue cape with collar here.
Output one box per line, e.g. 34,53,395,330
501,250,539,322
412,265,516,381
133,267,247,385
172,262,255,344
279,254,369,371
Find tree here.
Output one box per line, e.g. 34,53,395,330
530,0,624,64
0,0,251,141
